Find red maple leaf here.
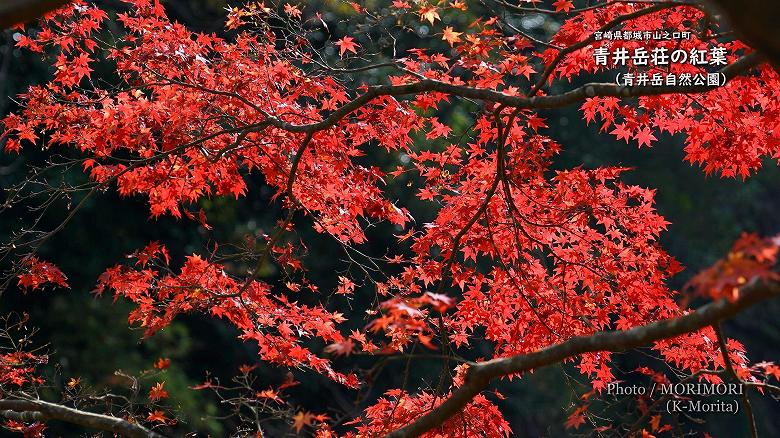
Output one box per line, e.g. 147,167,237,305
553,0,574,12
335,36,359,57
148,382,168,401
634,126,657,147
610,123,633,143
442,26,462,46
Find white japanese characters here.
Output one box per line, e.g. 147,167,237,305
592,38,730,88
594,45,729,67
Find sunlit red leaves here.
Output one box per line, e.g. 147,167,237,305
255,389,283,403
17,257,68,291
442,26,462,46
755,362,780,382
450,0,467,12
577,353,617,392
324,339,355,357
3,421,46,438
348,390,510,437
687,233,780,300
367,293,454,351
335,276,356,296
284,3,303,18
5,1,780,435
225,7,247,29
550,0,573,12
133,242,169,267
5,3,406,233
96,247,357,386
403,157,680,364
654,326,749,381
550,3,780,178
66,377,81,389
425,118,452,139
146,410,171,424
634,126,657,148
0,352,47,387
610,122,633,143
418,6,440,24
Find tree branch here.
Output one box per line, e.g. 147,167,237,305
250,52,763,134
0,0,71,29
711,0,780,70
0,399,166,438
713,323,758,438
386,279,780,437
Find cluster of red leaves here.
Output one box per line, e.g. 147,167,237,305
359,0,776,393
95,242,356,386
755,361,780,383
17,257,68,291
3,421,46,438
387,143,683,389
687,233,780,300
654,327,750,381
554,5,780,178
0,315,47,438
0,351,47,387
3,0,412,241
338,389,509,438
367,292,455,351
388,1,779,182
146,409,175,425
4,0,780,434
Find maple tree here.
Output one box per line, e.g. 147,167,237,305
2,0,780,436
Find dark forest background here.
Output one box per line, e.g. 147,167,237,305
1,0,780,436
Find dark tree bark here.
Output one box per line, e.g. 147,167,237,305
0,399,166,438
0,0,71,30
712,0,780,69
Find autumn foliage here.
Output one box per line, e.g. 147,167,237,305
2,0,780,436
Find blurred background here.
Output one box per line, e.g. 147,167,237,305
1,0,779,436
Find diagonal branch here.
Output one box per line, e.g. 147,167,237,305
713,323,758,438
0,0,71,29
0,399,166,438
386,279,780,437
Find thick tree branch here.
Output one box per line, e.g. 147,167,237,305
386,279,780,437
0,0,70,30
250,52,763,134
0,399,166,438
711,0,780,70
